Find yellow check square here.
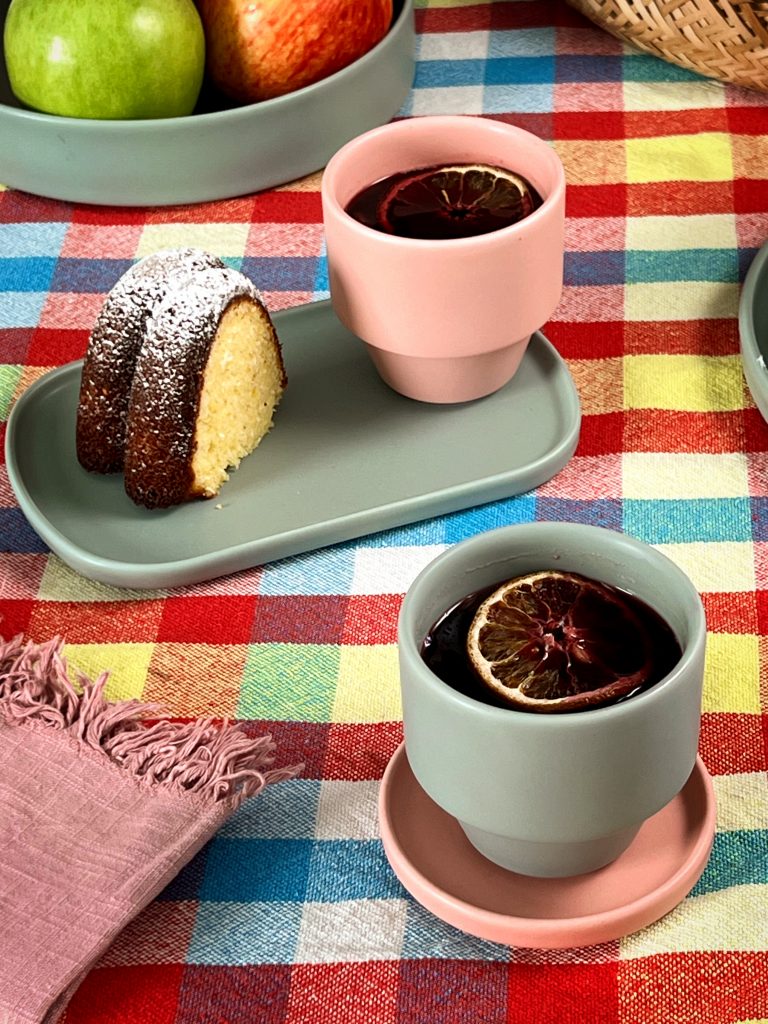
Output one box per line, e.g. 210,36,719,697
623,355,745,412
64,643,154,702
702,633,760,714
626,133,733,184
333,645,401,723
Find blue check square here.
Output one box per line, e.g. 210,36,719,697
188,901,303,965
306,839,405,902
199,838,313,903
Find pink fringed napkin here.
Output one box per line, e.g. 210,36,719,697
0,635,300,1024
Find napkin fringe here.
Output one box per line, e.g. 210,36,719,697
0,634,300,807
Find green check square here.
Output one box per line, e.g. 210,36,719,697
239,643,340,722
0,365,22,421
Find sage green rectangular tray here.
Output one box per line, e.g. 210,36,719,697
5,300,581,589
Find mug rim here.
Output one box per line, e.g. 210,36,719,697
320,113,566,249
398,521,707,726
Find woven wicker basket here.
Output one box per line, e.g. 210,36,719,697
566,0,768,91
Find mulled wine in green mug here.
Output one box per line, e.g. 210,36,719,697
398,522,707,877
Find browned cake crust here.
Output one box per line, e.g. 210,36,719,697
76,248,224,474
123,267,286,510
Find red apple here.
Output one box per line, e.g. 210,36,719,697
196,0,393,103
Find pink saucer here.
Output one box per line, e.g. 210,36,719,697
378,744,716,949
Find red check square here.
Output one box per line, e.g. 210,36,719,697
158,595,257,644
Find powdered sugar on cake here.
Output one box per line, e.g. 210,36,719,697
76,250,287,511
76,248,225,474
122,265,286,509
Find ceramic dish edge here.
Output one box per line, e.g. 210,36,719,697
739,239,768,422
0,0,415,205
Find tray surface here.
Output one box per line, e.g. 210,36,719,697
0,0,414,206
378,744,716,949
739,238,768,422
6,299,581,589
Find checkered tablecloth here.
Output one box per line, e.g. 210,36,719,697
3,1,768,1021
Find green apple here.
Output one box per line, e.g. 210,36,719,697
4,0,205,119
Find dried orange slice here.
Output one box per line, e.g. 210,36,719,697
466,571,654,713
378,163,540,240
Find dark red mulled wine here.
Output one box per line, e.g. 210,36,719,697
420,576,682,713
345,162,543,241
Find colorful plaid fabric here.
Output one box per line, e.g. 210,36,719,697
3,0,768,1021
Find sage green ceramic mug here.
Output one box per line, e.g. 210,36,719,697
398,522,707,878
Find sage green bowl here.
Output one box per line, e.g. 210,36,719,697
0,0,414,206
739,239,768,423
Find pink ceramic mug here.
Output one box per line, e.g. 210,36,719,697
321,115,566,404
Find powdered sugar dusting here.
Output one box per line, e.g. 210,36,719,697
76,248,225,474
123,266,276,508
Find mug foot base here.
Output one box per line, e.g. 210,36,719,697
366,336,531,404
378,743,716,948
458,821,642,878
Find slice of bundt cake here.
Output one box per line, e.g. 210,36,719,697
123,266,286,510
76,248,225,474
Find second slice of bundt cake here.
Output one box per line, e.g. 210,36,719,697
123,266,286,510
76,247,225,474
